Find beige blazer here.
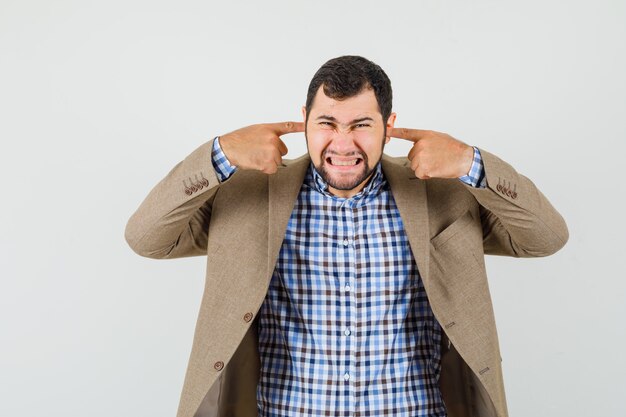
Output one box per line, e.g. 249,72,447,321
125,137,568,417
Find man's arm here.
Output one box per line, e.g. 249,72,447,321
124,122,304,260
391,128,568,258
124,137,226,259
463,148,569,257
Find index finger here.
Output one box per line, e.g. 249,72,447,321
389,127,430,142
268,121,305,136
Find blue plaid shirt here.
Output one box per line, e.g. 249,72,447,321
211,137,485,416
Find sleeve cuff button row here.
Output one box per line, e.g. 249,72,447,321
183,173,210,195
496,178,518,199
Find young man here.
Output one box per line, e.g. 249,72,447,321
125,55,568,417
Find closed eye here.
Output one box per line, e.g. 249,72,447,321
318,122,371,129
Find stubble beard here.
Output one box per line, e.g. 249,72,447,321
317,152,375,191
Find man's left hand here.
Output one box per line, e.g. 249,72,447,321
390,128,474,179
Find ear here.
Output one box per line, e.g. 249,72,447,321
385,112,397,144
301,105,306,122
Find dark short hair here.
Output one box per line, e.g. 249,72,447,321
305,55,393,124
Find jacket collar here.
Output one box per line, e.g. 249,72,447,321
268,153,430,285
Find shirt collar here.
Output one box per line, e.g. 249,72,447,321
306,160,386,199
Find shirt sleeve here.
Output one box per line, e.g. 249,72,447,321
211,136,238,182
458,146,486,188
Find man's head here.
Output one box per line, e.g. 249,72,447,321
302,55,396,198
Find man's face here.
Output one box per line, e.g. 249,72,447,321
302,86,396,198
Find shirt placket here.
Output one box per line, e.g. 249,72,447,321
338,197,358,415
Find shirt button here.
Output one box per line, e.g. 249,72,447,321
343,238,349,246
344,372,350,381
344,328,351,336
344,284,351,292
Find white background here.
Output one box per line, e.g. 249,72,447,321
1,1,624,416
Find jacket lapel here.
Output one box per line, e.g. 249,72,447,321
268,155,311,277
381,155,430,285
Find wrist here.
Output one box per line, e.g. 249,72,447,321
218,134,239,167
458,144,474,176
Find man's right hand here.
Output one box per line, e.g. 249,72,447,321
219,122,305,175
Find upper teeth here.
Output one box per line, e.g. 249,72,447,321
331,158,358,166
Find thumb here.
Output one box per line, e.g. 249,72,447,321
277,138,288,156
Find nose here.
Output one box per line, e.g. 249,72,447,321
329,130,359,154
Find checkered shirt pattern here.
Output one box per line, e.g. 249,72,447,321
210,136,485,416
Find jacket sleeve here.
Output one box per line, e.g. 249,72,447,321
124,137,226,259
464,148,569,257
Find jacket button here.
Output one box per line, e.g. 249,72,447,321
496,184,502,192
214,361,224,371
184,188,193,196
511,192,518,199
243,312,253,322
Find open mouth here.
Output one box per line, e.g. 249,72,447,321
326,157,364,167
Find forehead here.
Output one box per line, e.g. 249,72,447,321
309,86,382,121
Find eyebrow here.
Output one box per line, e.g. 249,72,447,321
315,115,375,124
